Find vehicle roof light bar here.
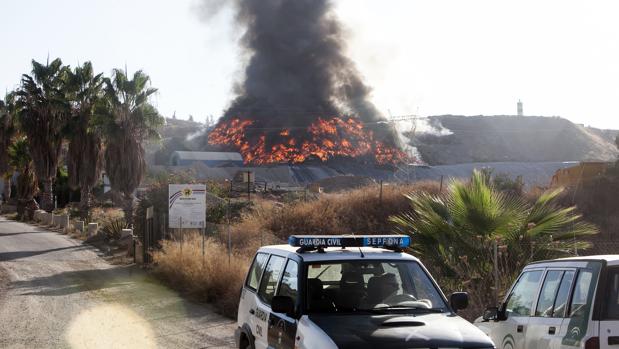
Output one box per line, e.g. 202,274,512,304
288,235,410,252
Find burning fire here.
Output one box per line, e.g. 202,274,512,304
208,117,408,165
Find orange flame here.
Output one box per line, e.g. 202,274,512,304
208,117,408,165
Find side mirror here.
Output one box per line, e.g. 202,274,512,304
271,296,295,315
483,306,498,321
450,292,469,312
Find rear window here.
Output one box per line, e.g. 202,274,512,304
603,267,619,320
562,262,602,346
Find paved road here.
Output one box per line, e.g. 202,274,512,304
0,217,236,349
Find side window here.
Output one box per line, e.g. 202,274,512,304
570,270,593,318
506,270,543,317
258,255,286,305
604,267,619,320
552,270,575,318
246,253,268,291
563,264,602,346
535,270,564,317
277,260,299,305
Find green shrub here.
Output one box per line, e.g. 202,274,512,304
101,218,128,241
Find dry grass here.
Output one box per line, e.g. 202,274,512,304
89,207,124,224
241,181,440,240
152,181,443,319
152,233,251,317
560,175,619,243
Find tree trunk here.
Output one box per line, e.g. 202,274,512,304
79,183,91,219
123,193,134,227
2,177,10,203
16,199,26,221
41,178,54,212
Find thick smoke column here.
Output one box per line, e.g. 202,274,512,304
205,0,404,163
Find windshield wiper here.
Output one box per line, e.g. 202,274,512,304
369,306,445,313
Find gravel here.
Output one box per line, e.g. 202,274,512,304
0,216,236,349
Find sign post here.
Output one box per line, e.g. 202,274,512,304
169,184,207,258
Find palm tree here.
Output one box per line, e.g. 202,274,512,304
0,93,17,202
391,170,597,312
8,137,39,219
15,58,70,211
64,62,104,218
93,69,163,224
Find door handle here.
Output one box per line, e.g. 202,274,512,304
548,327,556,335
249,309,255,315
517,325,524,333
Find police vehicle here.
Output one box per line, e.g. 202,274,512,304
475,255,619,349
235,235,495,349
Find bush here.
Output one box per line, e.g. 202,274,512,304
100,218,128,241
152,233,251,317
391,170,597,320
243,181,440,240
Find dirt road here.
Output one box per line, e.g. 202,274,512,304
0,217,236,349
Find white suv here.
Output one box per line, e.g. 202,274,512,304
235,235,495,349
475,255,619,349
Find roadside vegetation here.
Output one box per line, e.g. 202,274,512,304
391,170,596,318
150,173,602,320
152,233,250,317
1,57,617,323
0,57,163,221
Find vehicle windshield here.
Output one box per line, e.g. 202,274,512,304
305,260,448,313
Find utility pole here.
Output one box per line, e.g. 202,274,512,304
493,240,499,305
247,171,251,202
227,179,232,265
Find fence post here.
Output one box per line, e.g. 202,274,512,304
202,222,205,267
493,239,499,305
179,216,183,258
227,196,232,265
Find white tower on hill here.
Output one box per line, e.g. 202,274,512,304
517,100,523,116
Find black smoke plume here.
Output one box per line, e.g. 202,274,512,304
205,0,398,148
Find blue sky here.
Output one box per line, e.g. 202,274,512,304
2,0,619,129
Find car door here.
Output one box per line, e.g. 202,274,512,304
495,269,544,349
526,269,576,349
268,259,299,349
256,255,286,349
600,266,619,349
242,253,269,346
561,264,602,348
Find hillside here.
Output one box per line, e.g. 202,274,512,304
412,115,619,165
146,118,207,165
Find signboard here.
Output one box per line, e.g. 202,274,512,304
168,184,206,228
146,206,154,219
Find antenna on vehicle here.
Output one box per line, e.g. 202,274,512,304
352,233,365,258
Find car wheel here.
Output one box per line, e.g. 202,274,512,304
240,334,253,349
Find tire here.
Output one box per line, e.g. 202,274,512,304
239,334,253,349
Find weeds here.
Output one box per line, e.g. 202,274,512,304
152,233,250,317
100,218,128,241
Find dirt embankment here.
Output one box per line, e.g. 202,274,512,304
413,115,619,165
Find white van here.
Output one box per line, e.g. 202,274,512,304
475,255,619,349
